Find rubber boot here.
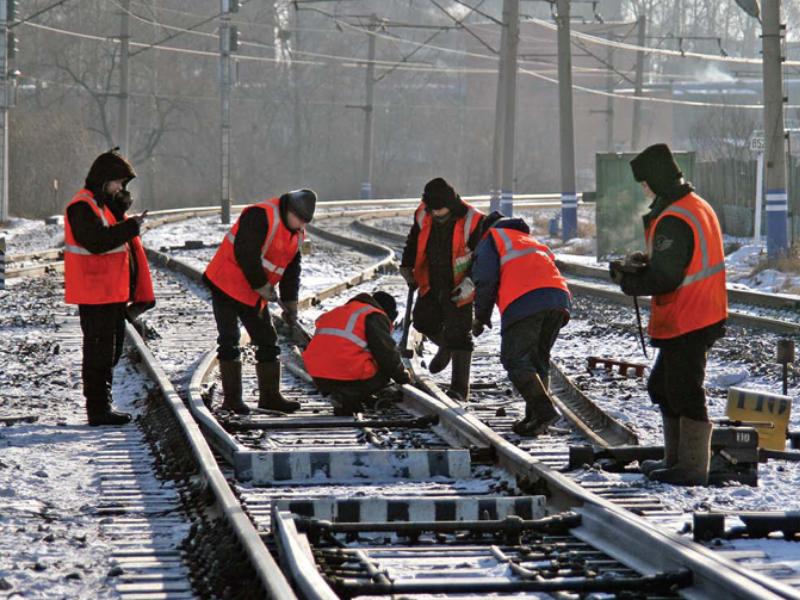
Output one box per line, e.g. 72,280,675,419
650,417,712,486
641,414,679,477
448,350,472,401
256,361,300,413
330,393,363,417
218,360,250,415
511,373,559,437
85,368,131,426
428,334,452,374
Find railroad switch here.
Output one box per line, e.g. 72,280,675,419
569,426,760,485
587,356,647,378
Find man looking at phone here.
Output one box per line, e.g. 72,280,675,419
64,147,153,426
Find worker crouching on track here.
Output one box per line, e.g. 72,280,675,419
610,143,727,486
203,190,316,415
400,178,485,401
303,291,412,416
64,148,154,426
472,213,571,436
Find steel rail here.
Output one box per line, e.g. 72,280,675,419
122,323,297,599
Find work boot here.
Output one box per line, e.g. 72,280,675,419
218,360,250,415
428,335,452,374
256,361,300,413
650,417,712,486
330,393,363,417
86,400,132,426
511,373,559,437
641,414,679,477
448,350,472,401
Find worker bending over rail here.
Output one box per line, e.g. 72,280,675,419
400,178,485,401
303,291,412,416
610,143,728,486
472,212,571,436
64,148,153,426
204,190,316,415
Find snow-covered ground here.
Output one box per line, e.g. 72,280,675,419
0,217,63,254
0,274,150,598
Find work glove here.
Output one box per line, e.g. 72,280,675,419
609,260,625,285
450,277,475,304
471,317,491,338
399,266,417,289
255,282,277,302
282,300,299,327
394,368,414,385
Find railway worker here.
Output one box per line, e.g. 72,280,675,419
610,143,727,486
302,291,413,415
471,212,571,436
64,147,153,426
204,190,317,415
399,178,485,401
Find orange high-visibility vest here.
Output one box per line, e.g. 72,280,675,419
489,227,570,313
412,202,483,306
302,300,388,381
64,189,154,305
204,198,301,307
645,192,728,339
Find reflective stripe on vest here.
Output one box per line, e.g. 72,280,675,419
314,304,374,349
494,228,553,266
224,201,288,277
64,194,128,257
652,204,726,288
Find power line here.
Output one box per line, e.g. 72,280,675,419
529,17,800,68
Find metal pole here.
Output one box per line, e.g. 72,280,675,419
0,0,8,223
0,236,5,291
631,15,646,151
755,149,764,242
556,0,577,239
761,0,789,259
293,11,303,182
490,6,508,213
605,38,614,151
499,0,518,217
118,0,130,156
219,1,232,224
360,16,376,200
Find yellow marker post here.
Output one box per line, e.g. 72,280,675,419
726,387,792,451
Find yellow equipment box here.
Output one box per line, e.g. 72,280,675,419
726,387,792,451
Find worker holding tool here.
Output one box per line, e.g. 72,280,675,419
472,212,571,437
610,143,727,486
204,190,317,415
399,178,485,401
303,291,412,416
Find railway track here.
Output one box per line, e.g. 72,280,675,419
6,201,799,599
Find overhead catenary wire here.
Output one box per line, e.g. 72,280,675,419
19,7,798,110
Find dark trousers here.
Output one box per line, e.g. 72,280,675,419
500,310,565,387
312,373,390,403
79,303,127,407
412,290,473,351
647,331,715,422
211,288,279,362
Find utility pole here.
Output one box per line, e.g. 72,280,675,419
118,0,130,156
490,5,509,213
292,11,303,182
498,0,519,216
556,0,577,239
761,0,789,259
219,0,235,224
359,15,377,200
605,38,614,152
631,14,646,151
0,0,9,223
